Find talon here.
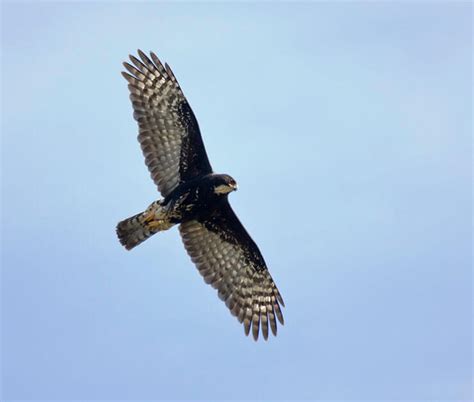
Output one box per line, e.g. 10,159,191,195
147,220,164,229
143,210,155,223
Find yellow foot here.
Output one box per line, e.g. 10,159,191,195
146,219,174,231
143,210,155,223
147,220,164,230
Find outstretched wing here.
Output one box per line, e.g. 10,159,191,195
122,50,212,197
179,200,285,340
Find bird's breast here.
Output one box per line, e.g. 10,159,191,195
168,183,220,222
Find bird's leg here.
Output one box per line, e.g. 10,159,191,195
146,220,174,231
142,200,174,231
142,200,164,221
142,209,156,223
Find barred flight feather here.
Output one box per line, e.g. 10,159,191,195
121,50,212,197
179,214,284,341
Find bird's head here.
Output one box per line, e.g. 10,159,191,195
212,174,238,195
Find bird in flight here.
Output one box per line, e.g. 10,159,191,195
116,50,284,340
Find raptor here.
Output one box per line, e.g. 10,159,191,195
116,50,284,340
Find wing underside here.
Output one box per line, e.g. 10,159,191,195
122,50,212,196
179,201,284,340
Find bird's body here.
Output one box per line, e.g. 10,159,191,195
117,50,284,340
117,173,237,249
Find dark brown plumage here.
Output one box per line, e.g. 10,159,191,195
117,50,284,340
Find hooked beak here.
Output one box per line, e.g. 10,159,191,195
214,183,238,195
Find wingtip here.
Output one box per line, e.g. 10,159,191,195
150,50,161,63
278,295,285,308
138,49,154,66
129,53,141,66
243,319,251,336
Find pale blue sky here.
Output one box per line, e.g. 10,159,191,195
1,2,472,401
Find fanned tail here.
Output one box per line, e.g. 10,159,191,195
116,211,160,250
117,200,176,250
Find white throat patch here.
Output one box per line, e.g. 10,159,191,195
214,184,233,195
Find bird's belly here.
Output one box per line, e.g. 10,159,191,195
174,200,213,222
166,182,218,223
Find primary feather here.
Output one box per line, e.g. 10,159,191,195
117,50,284,340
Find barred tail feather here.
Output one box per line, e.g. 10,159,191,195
116,212,159,250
